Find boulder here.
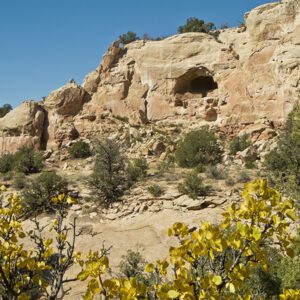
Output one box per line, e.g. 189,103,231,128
44,82,90,116
0,101,45,153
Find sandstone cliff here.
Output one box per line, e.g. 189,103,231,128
1,0,299,153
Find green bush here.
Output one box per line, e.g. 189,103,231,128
229,134,251,155
68,140,91,159
155,155,175,177
147,184,164,197
88,138,126,206
225,177,235,186
119,31,139,45
22,171,68,214
127,157,148,184
13,173,27,190
0,153,14,173
178,18,215,34
237,171,251,183
178,171,209,199
0,104,12,118
118,250,147,281
175,127,223,168
14,146,43,174
264,104,300,199
205,165,228,180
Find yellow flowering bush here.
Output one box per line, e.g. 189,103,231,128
78,179,300,299
1,179,300,299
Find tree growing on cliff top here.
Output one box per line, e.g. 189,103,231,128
119,31,139,45
178,17,216,34
0,103,12,118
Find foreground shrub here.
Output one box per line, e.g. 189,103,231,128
127,157,148,184
229,134,251,155
118,250,147,282
14,146,43,174
68,140,91,159
175,127,223,168
88,138,126,206
0,188,79,299
178,171,209,199
22,171,68,214
1,180,299,299
0,153,14,173
147,184,164,197
264,104,300,199
78,179,300,299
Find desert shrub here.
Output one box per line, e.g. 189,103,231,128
22,171,68,214
238,170,251,183
175,127,223,168
147,184,164,197
264,104,300,199
229,134,251,155
88,138,126,206
68,140,91,159
245,160,256,169
14,146,43,174
0,188,79,299
127,157,148,184
13,173,27,190
178,17,215,34
205,165,228,180
178,171,209,199
225,177,235,186
277,229,300,290
155,155,175,177
119,31,139,45
0,103,12,118
118,250,147,282
0,153,14,173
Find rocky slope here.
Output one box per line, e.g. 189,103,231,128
1,0,299,153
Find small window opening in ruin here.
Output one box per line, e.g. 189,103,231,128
174,68,218,98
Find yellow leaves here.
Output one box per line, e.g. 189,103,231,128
51,193,77,206
83,279,100,300
156,259,169,277
145,263,155,273
167,289,180,298
251,227,262,242
285,209,297,221
212,275,222,286
226,282,236,294
66,195,77,205
280,288,300,299
0,185,7,192
168,222,189,238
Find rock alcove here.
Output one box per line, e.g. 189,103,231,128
174,68,218,107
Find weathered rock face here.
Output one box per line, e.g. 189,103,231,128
0,101,45,153
82,0,299,126
1,0,299,151
44,82,90,116
43,83,90,149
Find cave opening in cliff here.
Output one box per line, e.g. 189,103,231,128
174,68,218,98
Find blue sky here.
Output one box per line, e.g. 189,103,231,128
0,0,274,107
